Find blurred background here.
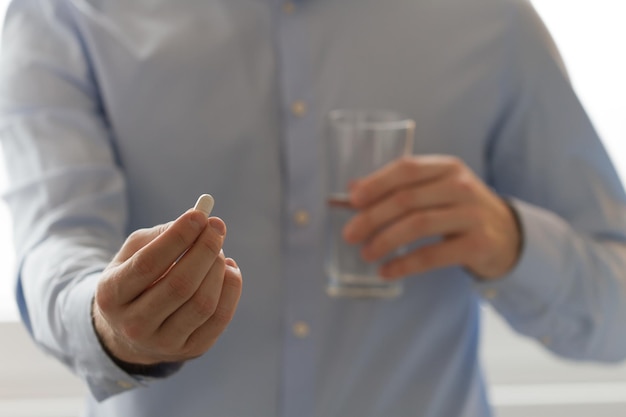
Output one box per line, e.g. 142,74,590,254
1,1,625,416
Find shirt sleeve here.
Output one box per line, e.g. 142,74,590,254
477,0,626,362
0,0,156,400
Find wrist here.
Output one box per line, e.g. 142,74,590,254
473,197,523,281
91,298,175,375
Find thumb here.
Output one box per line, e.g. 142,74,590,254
111,219,175,265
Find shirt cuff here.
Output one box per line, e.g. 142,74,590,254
474,198,573,339
61,272,158,401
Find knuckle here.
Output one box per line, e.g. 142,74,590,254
398,156,417,176
154,222,171,236
95,282,115,313
127,228,148,244
169,226,190,249
393,189,413,210
198,235,222,258
224,270,243,293
120,320,143,342
131,254,156,278
191,294,219,318
213,254,226,272
211,306,234,328
154,334,179,354
446,156,464,172
184,337,215,359
452,174,474,197
165,274,195,300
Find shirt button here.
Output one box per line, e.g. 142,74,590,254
483,289,497,300
283,2,295,13
291,100,307,117
117,380,134,389
294,209,310,226
293,321,310,338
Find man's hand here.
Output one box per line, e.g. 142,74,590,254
93,210,242,366
343,155,521,281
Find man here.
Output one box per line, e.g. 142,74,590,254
2,0,626,416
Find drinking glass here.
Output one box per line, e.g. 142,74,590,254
326,109,415,298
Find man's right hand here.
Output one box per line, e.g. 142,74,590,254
92,210,242,366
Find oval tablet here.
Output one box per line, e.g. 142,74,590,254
193,194,214,216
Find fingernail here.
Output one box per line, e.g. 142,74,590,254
225,257,238,269
208,218,226,236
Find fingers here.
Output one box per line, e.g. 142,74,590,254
183,260,243,356
380,235,472,279
340,154,520,280
343,174,475,243
360,206,477,262
105,211,209,304
94,255,241,364
131,217,227,327
157,252,227,343
112,221,175,265
93,196,244,366
350,155,462,208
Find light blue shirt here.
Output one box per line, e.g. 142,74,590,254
3,0,626,416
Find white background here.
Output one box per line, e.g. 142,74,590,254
1,1,626,416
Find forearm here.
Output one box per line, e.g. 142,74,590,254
0,0,148,398
17,230,152,400
478,199,626,362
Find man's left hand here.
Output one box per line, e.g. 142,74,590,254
343,155,522,281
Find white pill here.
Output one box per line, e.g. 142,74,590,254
193,194,214,216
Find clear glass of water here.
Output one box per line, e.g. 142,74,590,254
326,109,415,298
